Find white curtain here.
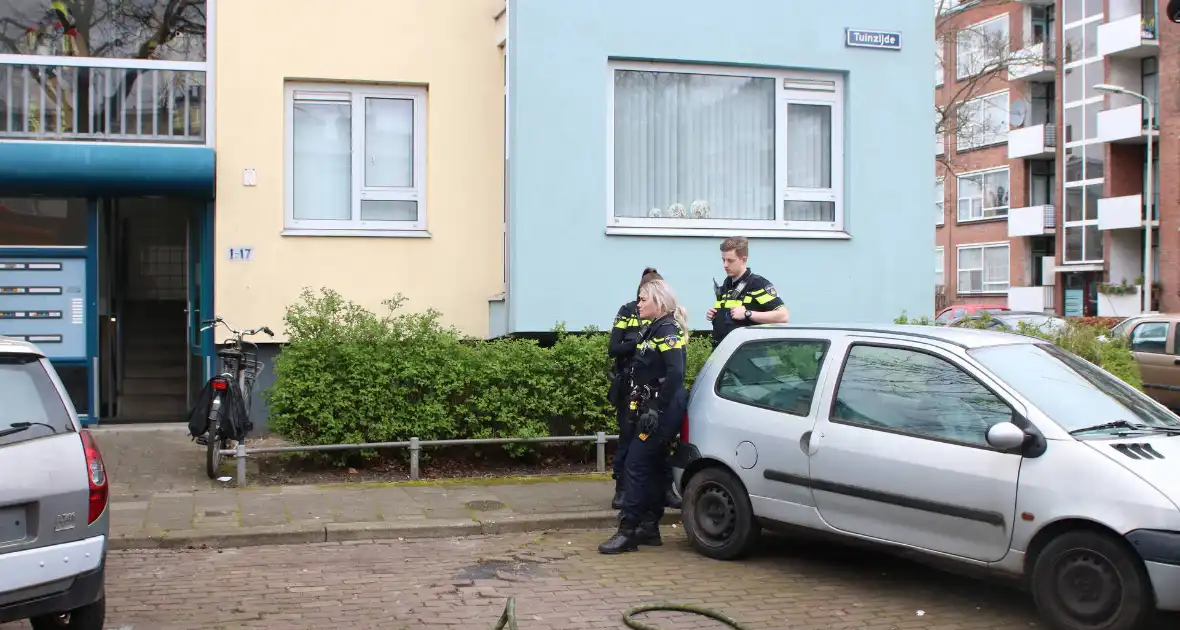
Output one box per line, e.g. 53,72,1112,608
983,246,1009,290
292,101,351,221
784,103,833,221
613,71,775,221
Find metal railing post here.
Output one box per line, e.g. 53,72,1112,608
236,443,247,487
409,437,420,481
596,432,606,473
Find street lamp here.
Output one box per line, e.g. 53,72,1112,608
1095,83,1155,313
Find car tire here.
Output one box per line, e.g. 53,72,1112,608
682,466,760,561
1031,530,1154,630
29,596,105,630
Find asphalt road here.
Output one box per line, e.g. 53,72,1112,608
3,527,1176,629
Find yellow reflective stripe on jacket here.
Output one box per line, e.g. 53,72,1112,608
654,336,687,352
748,289,766,296
753,293,777,305
714,299,743,308
614,316,651,329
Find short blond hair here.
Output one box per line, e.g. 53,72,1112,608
639,279,689,335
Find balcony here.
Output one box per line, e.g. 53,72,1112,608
1008,124,1056,159
1098,286,1143,317
1008,41,1056,82
0,59,206,144
1098,194,1145,230
1096,103,1157,144
1097,13,1159,58
1008,205,1056,237
1008,286,1055,313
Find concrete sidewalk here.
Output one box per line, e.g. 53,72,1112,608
93,424,634,550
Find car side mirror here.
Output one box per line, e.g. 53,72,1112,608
987,422,1027,451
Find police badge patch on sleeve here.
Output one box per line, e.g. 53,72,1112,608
766,285,778,297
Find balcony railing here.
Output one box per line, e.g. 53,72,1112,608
0,58,205,144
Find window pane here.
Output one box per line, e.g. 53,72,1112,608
782,201,836,222
786,104,832,189
1065,186,1083,222
1084,143,1105,180
1084,0,1102,16
1063,64,1083,103
0,356,75,447
1084,183,1104,221
0,198,87,247
1131,322,1169,354
1065,225,1083,262
1065,150,1085,182
613,70,775,220
1084,224,1104,261
959,247,983,269
292,101,351,221
983,170,1010,215
1084,100,1100,139
716,340,829,416
984,245,1009,289
1063,105,1081,143
364,98,414,188
0,0,207,61
832,345,1012,446
1084,21,1100,58
1084,61,1104,99
1063,3,1082,25
360,200,417,222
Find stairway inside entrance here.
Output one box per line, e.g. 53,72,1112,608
119,300,189,422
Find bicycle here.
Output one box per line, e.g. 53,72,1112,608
194,316,274,479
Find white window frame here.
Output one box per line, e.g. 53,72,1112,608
936,37,946,87
283,82,428,236
935,246,946,287
956,166,1010,222
956,90,1010,151
956,14,1010,81
936,177,945,226
605,60,846,238
957,241,1010,295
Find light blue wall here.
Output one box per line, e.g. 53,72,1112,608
507,0,934,334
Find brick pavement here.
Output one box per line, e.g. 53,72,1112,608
3,528,1056,630
90,424,623,548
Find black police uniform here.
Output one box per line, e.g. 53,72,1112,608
599,314,687,554
711,268,785,348
607,300,649,508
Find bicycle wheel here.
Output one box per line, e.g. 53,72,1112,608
205,410,221,479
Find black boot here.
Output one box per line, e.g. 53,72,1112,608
598,524,639,555
664,487,682,510
635,519,663,547
611,478,625,510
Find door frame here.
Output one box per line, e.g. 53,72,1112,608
186,202,216,400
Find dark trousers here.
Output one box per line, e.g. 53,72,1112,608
620,431,671,527
612,404,634,480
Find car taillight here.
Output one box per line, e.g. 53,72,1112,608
211,378,228,391
680,411,690,444
79,430,108,524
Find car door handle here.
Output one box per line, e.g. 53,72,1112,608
1174,358,1180,365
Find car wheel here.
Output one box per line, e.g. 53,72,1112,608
1031,531,1154,630
682,466,760,561
29,596,105,630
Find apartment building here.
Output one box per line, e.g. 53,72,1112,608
936,0,1166,319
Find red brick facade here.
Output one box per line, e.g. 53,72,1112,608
1157,13,1180,312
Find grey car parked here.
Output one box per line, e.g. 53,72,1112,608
673,324,1180,630
0,337,110,630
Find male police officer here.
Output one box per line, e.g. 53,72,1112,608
706,237,789,346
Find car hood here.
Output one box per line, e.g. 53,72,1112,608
1086,436,1180,509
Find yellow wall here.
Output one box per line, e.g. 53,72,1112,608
213,0,505,342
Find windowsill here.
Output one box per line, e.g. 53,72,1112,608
957,291,1009,297
605,226,851,240
956,215,1008,225
954,139,1008,154
281,229,432,238
936,222,946,228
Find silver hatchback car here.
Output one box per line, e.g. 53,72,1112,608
0,337,110,630
673,324,1180,630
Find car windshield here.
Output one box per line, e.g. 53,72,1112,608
0,354,73,447
969,342,1180,432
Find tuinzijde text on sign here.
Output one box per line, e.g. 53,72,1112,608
845,28,902,51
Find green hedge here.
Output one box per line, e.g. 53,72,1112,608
265,290,1144,453
893,312,1142,390
265,289,712,451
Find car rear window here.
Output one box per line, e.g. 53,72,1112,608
0,354,74,447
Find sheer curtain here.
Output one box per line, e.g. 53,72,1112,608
292,101,352,221
784,103,833,221
613,71,775,221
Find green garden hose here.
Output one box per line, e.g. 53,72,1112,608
493,596,752,630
